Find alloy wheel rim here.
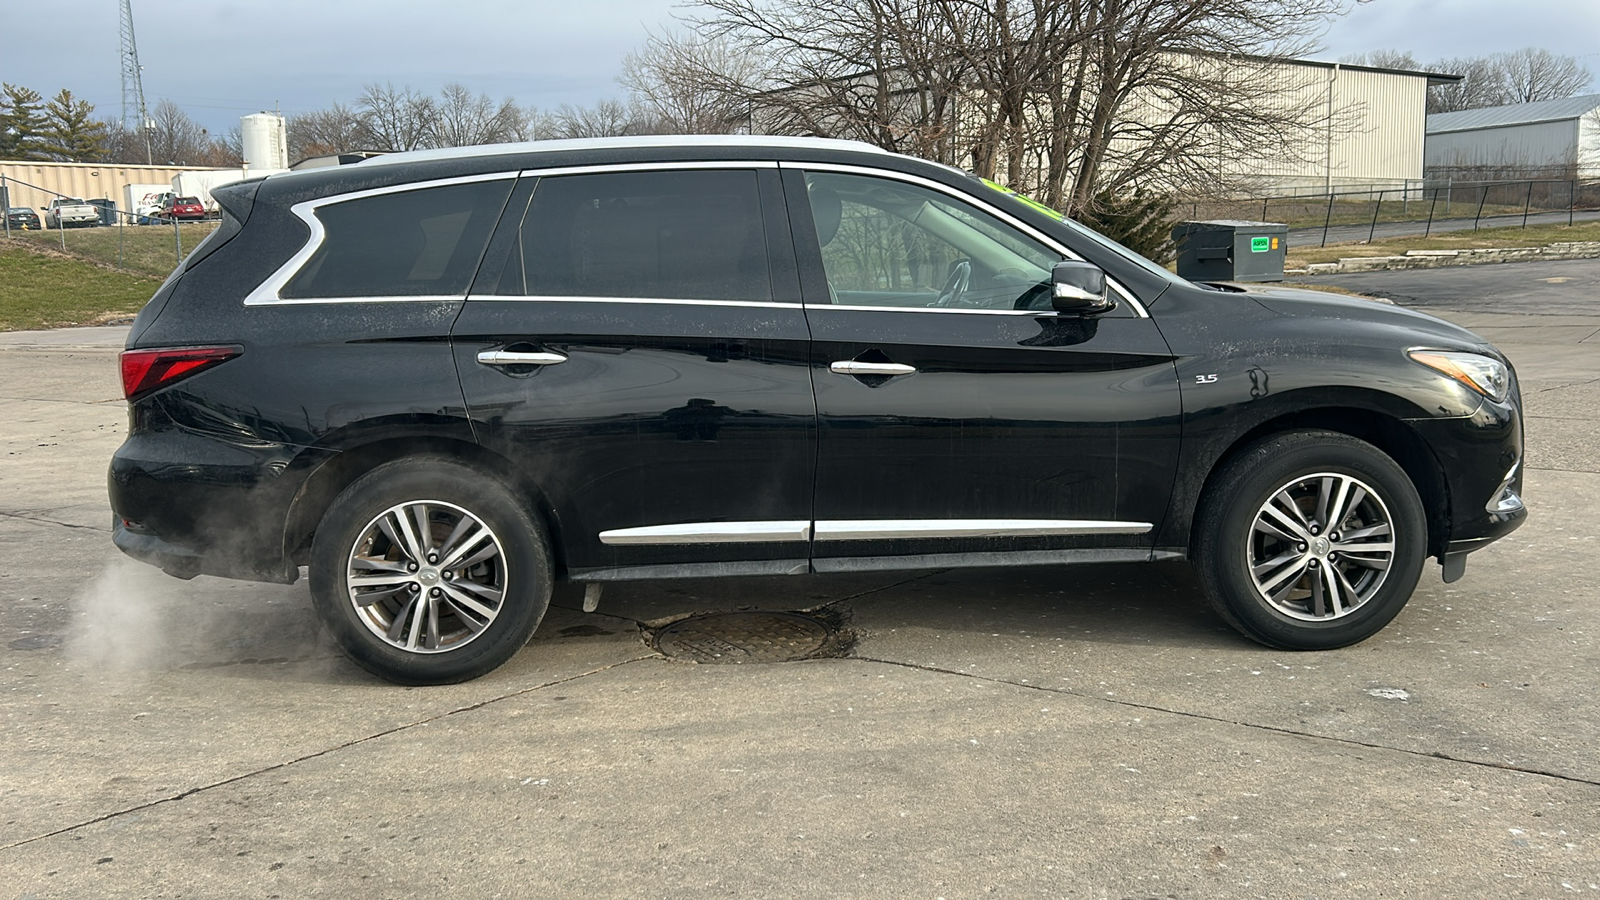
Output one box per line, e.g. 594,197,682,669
345,500,507,653
1246,472,1395,622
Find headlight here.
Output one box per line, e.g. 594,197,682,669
1407,349,1510,403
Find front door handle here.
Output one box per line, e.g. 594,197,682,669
478,349,568,367
830,361,916,376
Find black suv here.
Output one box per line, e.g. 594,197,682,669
109,136,1525,684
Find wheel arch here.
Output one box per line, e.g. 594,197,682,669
283,437,574,577
1185,407,1451,559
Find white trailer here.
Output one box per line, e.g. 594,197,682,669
172,167,288,214
123,183,172,224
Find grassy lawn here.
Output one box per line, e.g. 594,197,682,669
1285,221,1600,268
0,243,162,331
7,221,220,279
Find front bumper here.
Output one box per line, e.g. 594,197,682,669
1405,387,1525,567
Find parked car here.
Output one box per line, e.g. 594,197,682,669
6,207,41,230
43,197,98,228
109,136,1525,685
157,196,206,221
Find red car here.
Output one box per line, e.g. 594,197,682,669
159,196,207,221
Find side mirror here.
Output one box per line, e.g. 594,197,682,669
1050,261,1114,314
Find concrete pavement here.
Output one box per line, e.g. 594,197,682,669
2,270,1598,897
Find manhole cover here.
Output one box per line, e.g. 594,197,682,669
654,611,833,664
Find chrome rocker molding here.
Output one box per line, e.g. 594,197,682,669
598,518,1151,546
599,521,813,545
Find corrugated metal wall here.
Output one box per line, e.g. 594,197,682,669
1425,121,1581,171
1330,67,1427,183
0,161,226,212
1583,115,1600,177
1221,63,1427,193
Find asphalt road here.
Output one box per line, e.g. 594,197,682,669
2,267,1598,896
1289,208,1600,246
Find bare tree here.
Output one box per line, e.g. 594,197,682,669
506,104,552,141
1497,47,1592,104
691,0,1344,212
147,99,209,165
431,82,521,147
1339,49,1420,70
288,102,373,159
620,29,764,133
1427,55,1509,113
357,82,436,151
549,100,641,138
1429,48,1592,113
692,0,969,162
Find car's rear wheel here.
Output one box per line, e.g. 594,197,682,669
1193,430,1427,650
310,457,551,685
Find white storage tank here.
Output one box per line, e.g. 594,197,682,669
240,113,289,171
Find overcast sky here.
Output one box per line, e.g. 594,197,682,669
7,0,1599,136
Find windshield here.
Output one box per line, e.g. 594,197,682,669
9,208,32,214
177,197,200,204
977,179,1191,287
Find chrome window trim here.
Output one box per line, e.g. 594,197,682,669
816,303,1070,318
600,521,812,546
814,519,1152,540
517,160,777,178
485,295,799,309
780,161,1149,318
242,171,519,307
598,518,1151,545
252,294,466,307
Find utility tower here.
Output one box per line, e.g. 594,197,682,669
119,0,152,164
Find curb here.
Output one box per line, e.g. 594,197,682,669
1289,241,1600,275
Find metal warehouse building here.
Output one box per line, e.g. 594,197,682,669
0,160,225,213
1219,59,1461,196
1425,93,1600,179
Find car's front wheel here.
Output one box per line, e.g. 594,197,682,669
1194,430,1427,650
310,457,551,685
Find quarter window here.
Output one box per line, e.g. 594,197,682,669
804,172,1060,310
281,179,512,299
502,169,772,302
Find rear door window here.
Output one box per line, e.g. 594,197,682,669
281,178,513,299
497,169,772,302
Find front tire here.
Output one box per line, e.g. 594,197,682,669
310,457,551,685
1194,430,1427,650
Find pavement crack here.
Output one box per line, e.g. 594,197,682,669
0,655,655,853
816,570,944,612
850,655,1600,789
0,510,99,531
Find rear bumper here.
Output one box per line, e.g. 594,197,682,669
112,515,298,583
108,427,327,585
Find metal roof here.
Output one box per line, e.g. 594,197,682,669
1427,94,1600,134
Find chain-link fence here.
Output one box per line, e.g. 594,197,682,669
2,173,222,278
1182,179,1600,247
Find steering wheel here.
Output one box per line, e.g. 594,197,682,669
933,260,972,308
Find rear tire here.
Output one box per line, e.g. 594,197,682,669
1193,430,1427,650
310,457,551,685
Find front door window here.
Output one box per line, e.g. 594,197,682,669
805,171,1061,312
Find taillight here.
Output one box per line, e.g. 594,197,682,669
120,346,242,400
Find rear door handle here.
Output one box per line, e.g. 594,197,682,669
477,349,568,367
830,361,916,376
